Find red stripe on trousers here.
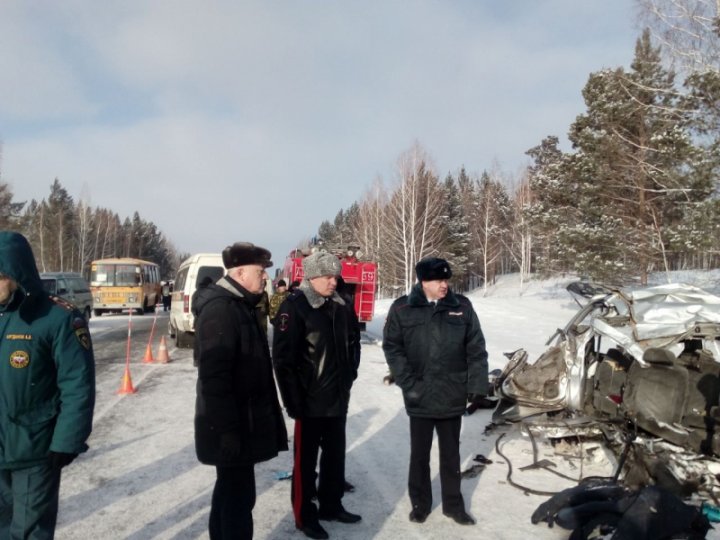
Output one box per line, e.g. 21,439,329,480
292,419,303,527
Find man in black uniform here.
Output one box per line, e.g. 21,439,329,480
382,257,488,526
194,242,288,540
273,251,361,540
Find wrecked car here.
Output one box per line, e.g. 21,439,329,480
492,283,720,500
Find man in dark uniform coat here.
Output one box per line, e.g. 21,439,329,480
382,257,488,526
194,242,288,540
0,231,95,539
272,251,361,540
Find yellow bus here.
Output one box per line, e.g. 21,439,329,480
89,257,161,316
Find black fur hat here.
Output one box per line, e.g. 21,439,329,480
415,257,452,281
222,242,272,269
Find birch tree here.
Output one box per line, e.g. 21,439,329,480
384,144,445,292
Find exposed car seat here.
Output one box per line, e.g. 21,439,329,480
592,350,628,417
676,341,720,454
623,348,689,447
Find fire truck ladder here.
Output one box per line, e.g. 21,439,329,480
356,264,375,322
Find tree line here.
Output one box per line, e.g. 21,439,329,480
316,13,720,295
0,177,181,279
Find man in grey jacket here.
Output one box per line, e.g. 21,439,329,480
382,257,488,526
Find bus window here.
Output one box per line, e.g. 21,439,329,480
117,265,139,286
91,265,113,286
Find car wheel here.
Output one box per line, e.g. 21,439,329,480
176,330,194,349
93,309,103,317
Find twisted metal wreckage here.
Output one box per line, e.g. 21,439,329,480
489,283,720,538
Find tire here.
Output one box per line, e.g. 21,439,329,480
93,309,103,317
176,330,194,349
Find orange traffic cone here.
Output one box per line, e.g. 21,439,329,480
117,366,137,394
142,343,154,364
157,335,171,364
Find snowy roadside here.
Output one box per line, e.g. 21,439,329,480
55,273,720,539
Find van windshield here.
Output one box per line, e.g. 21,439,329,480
197,266,224,287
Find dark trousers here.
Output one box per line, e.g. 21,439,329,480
408,415,464,514
0,462,61,540
209,465,256,540
291,417,346,528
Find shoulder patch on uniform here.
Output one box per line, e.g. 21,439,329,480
278,313,290,332
75,327,92,350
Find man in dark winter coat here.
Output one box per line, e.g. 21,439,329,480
0,231,96,539
194,242,288,540
383,257,488,526
273,251,361,540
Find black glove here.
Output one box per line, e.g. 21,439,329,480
49,451,78,469
219,431,244,460
284,403,303,420
465,394,488,416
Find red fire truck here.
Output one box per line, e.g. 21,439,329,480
281,245,377,328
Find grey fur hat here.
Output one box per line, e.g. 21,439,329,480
302,251,341,279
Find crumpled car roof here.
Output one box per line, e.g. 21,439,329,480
627,284,720,340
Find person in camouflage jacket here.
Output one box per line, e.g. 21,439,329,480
268,279,289,324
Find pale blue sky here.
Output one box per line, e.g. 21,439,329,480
1,1,641,264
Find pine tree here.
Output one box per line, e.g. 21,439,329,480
438,173,470,289
524,136,574,276
45,179,76,271
566,29,713,283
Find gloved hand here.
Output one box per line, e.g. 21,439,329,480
465,394,488,416
219,431,244,460
284,403,302,420
49,451,78,469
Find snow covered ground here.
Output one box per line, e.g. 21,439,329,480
55,272,720,539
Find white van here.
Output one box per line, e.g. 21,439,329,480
169,253,226,347
40,272,94,320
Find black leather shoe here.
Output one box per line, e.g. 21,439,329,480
409,509,428,523
443,510,476,525
318,507,361,523
298,521,329,539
